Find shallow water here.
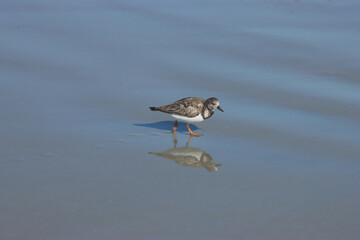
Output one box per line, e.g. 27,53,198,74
1,0,360,239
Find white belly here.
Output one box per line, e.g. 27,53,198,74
171,114,204,123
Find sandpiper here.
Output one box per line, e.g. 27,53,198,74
149,97,224,136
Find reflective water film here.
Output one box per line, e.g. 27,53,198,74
1,1,360,239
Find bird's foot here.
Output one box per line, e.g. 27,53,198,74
189,132,203,137
186,123,202,137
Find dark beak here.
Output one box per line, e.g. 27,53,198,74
217,106,224,112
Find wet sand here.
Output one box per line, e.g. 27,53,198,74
1,1,360,239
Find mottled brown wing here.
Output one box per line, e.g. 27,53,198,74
173,97,205,108
156,97,205,117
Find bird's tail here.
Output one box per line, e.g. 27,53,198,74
149,107,158,111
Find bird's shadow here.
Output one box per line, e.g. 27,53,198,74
134,121,201,133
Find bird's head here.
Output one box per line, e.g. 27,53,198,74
205,97,224,112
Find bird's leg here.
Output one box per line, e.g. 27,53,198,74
172,120,178,133
186,123,202,137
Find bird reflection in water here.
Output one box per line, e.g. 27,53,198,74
149,134,222,172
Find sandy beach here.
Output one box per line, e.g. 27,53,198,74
1,0,360,239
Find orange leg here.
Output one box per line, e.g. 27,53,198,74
172,120,178,133
186,123,202,137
